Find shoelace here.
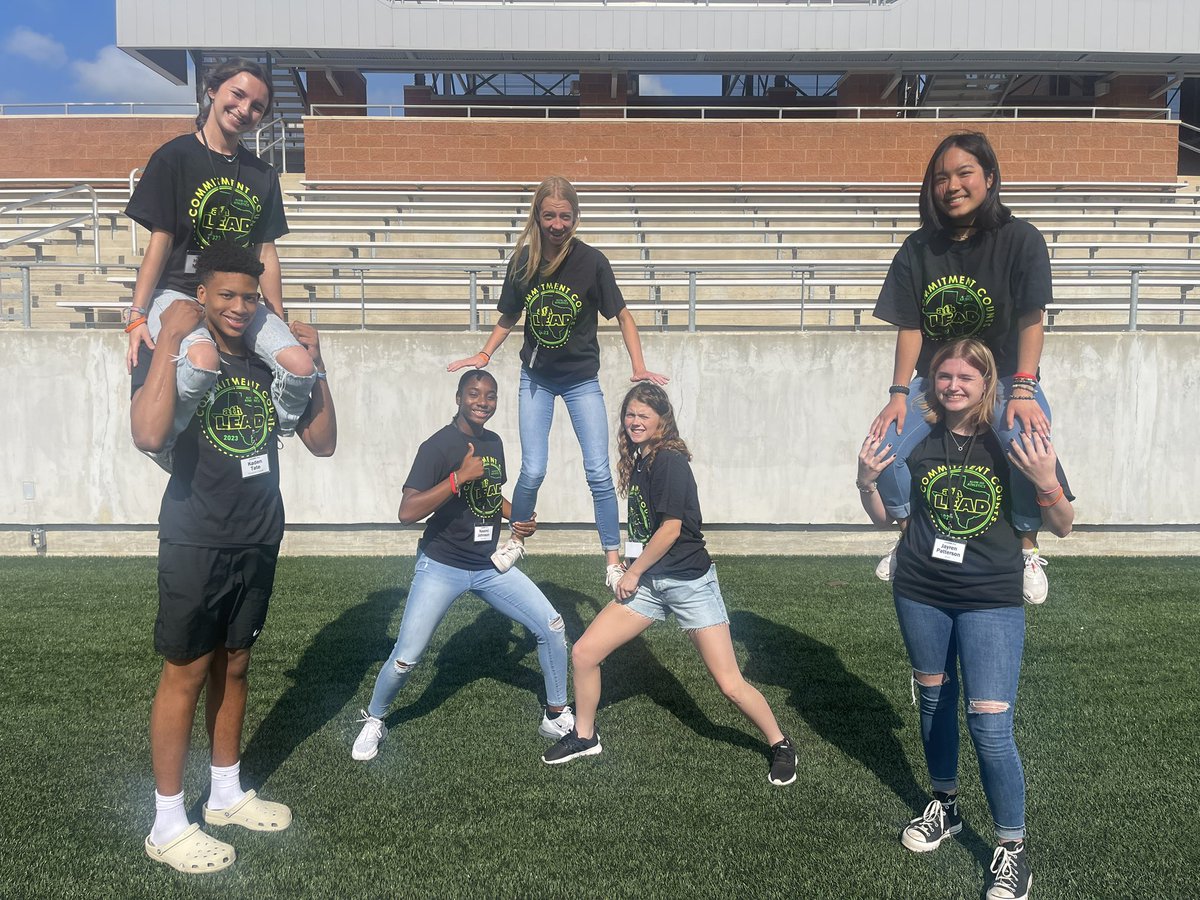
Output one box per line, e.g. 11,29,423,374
1024,553,1049,572
989,844,1023,892
356,709,382,735
909,799,948,837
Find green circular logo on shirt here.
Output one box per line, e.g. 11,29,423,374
921,277,996,340
525,282,581,348
464,455,503,519
189,177,264,248
200,377,276,458
920,463,1003,539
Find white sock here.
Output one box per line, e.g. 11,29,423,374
208,761,246,811
150,789,189,847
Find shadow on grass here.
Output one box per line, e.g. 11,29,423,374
730,609,994,867
240,587,404,782
386,603,549,728
544,582,762,755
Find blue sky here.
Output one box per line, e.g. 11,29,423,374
0,2,725,108
0,3,195,108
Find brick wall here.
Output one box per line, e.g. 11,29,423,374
0,115,1177,183
0,116,194,179
304,118,1178,183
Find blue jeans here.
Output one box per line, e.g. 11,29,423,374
893,592,1027,841
147,289,316,444
367,554,569,718
511,368,621,551
877,375,1052,532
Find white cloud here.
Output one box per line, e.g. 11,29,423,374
4,26,67,67
72,45,194,105
637,74,677,97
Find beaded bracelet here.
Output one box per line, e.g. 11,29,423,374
856,481,878,494
888,384,910,396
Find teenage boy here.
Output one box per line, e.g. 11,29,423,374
131,240,337,872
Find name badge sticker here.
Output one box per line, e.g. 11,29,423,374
474,525,494,543
241,454,270,479
931,537,966,565
625,540,644,560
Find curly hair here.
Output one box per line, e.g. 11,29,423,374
615,383,691,496
194,240,265,284
919,338,1000,432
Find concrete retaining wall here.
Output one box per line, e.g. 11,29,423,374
4,330,1196,555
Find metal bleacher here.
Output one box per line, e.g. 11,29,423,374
4,175,1200,332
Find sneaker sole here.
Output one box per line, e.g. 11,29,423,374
768,771,797,787
540,743,603,765
900,822,962,853
352,730,387,761
986,871,1032,900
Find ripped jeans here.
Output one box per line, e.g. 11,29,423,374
893,592,1027,841
366,553,570,718
148,289,316,444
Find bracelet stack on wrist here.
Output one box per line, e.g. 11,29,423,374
1009,372,1038,402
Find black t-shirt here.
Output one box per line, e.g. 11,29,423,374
132,347,284,547
405,423,506,571
873,218,1052,378
627,447,711,581
496,240,626,384
893,425,1023,609
125,133,289,297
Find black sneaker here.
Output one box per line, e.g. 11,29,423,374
901,796,962,852
987,840,1032,900
541,728,602,765
768,736,797,786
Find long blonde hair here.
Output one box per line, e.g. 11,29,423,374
920,339,1000,432
511,176,580,287
616,384,692,496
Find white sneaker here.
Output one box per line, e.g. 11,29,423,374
875,540,899,582
605,564,625,594
352,710,388,761
1022,549,1049,605
538,705,575,740
491,537,526,573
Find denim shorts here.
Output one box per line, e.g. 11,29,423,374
620,564,729,631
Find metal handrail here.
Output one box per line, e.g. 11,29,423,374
310,102,1175,121
0,102,197,116
0,184,101,269
5,257,1196,332
128,168,143,256
254,116,290,173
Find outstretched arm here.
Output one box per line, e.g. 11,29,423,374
616,308,669,384
448,313,520,371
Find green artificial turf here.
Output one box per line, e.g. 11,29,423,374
0,555,1195,899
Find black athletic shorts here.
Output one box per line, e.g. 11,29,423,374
155,542,280,660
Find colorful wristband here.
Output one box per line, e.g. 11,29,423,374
449,472,459,494
124,317,148,333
